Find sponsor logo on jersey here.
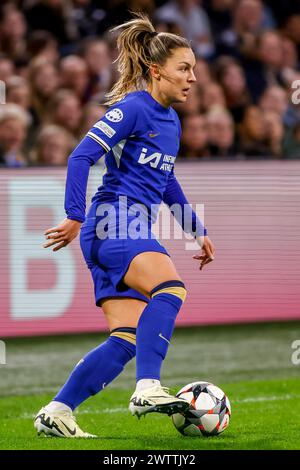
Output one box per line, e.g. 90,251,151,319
94,120,116,138
148,132,159,138
105,108,123,123
138,147,176,171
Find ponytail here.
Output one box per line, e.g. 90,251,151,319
104,12,190,106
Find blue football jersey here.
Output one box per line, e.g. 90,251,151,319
88,90,181,208
65,89,206,237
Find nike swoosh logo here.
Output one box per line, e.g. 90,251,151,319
36,413,77,437
149,132,159,138
159,333,170,344
62,423,77,436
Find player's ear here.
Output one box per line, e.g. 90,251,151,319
149,63,161,81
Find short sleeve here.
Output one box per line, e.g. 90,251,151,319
86,96,139,153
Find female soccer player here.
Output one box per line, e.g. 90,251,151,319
34,13,215,438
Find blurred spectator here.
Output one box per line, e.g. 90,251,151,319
259,0,277,30
244,30,285,102
0,1,298,164
6,76,31,110
154,18,183,36
47,89,82,137
0,103,31,167
193,58,212,91
0,3,27,62
202,0,235,43
201,82,226,112
27,30,59,63
281,37,299,71
0,54,15,82
174,85,202,117
279,37,300,89
258,30,284,72
206,106,236,156
79,38,113,100
264,0,300,27
216,0,264,59
238,105,271,156
60,55,89,103
264,110,284,157
80,101,107,138
259,85,288,118
69,0,109,39
30,124,76,166
156,0,214,58
214,56,250,122
282,15,300,58
180,113,208,158
6,75,35,147
28,57,59,124
24,0,76,50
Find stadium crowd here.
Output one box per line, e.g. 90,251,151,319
0,0,299,167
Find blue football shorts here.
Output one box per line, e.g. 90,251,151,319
79,200,169,306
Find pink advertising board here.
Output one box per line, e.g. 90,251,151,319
0,161,299,337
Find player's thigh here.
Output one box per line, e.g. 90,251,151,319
101,297,147,331
123,252,182,297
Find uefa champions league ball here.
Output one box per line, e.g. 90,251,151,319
172,381,231,437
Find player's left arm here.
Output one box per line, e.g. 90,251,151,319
162,170,215,270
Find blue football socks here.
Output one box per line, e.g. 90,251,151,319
53,278,186,410
136,280,186,382
54,328,136,410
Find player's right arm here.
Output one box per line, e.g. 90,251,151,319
43,136,108,251
43,97,138,251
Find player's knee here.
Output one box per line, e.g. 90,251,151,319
150,280,187,304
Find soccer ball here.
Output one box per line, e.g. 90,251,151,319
172,381,231,437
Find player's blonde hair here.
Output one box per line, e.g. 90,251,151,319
104,12,190,106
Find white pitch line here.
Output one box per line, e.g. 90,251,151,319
20,407,128,420
232,394,300,404
18,394,300,420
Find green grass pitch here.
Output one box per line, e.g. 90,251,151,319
0,322,299,450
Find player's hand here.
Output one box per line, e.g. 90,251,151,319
193,236,215,271
43,218,82,252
